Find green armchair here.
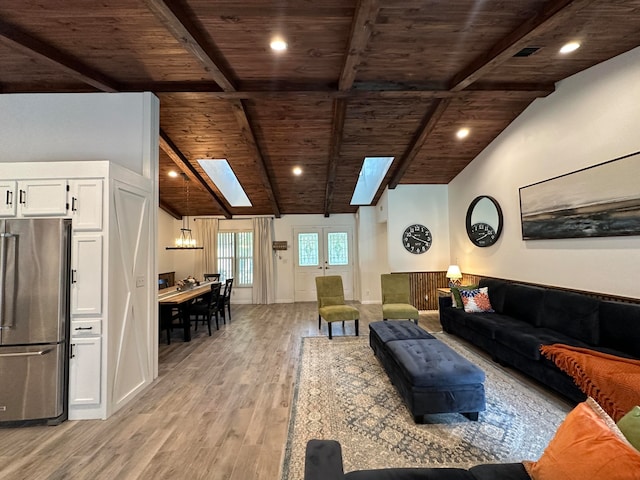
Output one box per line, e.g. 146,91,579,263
381,273,419,324
315,275,359,339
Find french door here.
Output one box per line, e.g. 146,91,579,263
293,227,354,302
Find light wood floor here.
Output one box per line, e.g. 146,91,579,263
0,303,443,480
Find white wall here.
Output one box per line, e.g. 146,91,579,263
357,206,389,303
448,46,640,299
387,185,450,272
0,93,157,177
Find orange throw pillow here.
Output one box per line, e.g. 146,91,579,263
523,398,640,480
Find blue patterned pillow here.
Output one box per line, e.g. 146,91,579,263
460,287,494,313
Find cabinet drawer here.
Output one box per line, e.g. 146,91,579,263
70,319,102,336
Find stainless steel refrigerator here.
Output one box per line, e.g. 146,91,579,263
0,218,71,426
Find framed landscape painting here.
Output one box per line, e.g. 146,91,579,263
519,151,640,240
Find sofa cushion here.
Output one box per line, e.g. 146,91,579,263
451,285,478,309
494,324,590,361
469,463,531,480
460,287,494,313
524,398,640,480
617,406,640,452
478,278,509,313
369,320,433,344
599,301,640,358
386,339,485,387
463,313,514,340
345,468,475,479
541,290,600,345
502,284,545,326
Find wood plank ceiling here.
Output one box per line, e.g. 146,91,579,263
1,0,639,218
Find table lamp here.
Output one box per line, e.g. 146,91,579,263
446,265,463,287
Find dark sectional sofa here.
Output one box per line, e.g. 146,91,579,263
439,278,640,402
305,439,531,480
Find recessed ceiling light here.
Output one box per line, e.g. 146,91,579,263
559,42,580,54
456,128,470,139
292,166,302,176
168,170,179,178
270,39,288,52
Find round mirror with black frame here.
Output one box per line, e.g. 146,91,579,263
466,196,503,247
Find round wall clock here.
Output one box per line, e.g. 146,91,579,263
466,196,503,247
402,224,432,254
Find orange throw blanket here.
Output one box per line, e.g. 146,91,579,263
541,344,640,422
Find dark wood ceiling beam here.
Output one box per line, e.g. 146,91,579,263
143,0,236,92
229,100,281,218
126,81,553,97
323,99,347,217
159,130,233,219
449,0,597,91
339,0,380,91
145,0,281,217
388,99,452,189
0,21,119,92
159,199,182,220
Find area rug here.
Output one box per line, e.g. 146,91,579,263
281,333,573,480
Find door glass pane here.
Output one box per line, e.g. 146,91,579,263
298,233,319,266
327,232,348,266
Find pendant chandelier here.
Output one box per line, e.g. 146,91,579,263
166,173,203,250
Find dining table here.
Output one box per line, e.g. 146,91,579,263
158,281,218,342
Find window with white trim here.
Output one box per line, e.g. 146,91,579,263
217,231,253,286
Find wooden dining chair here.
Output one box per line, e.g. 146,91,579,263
203,273,221,282
160,304,181,345
189,282,222,335
218,278,233,324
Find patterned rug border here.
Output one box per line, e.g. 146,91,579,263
281,333,572,480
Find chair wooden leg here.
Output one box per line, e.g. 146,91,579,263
328,322,333,340
206,314,212,336
355,319,359,337
318,315,321,330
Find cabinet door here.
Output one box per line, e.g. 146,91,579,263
0,181,17,217
71,235,103,315
18,179,68,216
69,179,103,231
69,336,102,406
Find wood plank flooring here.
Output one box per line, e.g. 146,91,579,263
0,303,442,480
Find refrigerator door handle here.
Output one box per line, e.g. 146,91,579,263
0,232,17,330
0,347,54,358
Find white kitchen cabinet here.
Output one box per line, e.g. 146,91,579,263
69,336,102,406
69,179,103,231
0,161,155,422
0,181,17,217
17,179,68,217
71,235,103,316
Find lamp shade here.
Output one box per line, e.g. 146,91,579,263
446,264,462,280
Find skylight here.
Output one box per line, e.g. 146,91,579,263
197,159,252,207
350,156,394,205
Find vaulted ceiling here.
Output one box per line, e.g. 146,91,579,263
1,1,639,218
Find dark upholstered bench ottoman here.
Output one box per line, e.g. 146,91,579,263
369,321,486,423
